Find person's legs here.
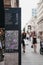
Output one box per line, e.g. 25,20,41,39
23,46,25,53
33,44,37,53
0,49,4,61
23,40,25,53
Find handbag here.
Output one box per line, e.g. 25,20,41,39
31,45,33,48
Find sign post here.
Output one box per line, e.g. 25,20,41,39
5,8,21,65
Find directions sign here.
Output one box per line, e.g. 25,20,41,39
5,8,21,52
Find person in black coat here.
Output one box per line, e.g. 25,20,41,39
21,30,26,53
32,31,37,53
0,28,4,61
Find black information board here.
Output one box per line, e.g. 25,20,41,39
5,8,21,52
5,8,21,65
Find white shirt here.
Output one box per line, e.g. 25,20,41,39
26,33,29,38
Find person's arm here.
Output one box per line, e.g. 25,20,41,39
25,33,26,39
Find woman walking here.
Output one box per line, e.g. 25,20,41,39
32,31,37,53
22,30,26,53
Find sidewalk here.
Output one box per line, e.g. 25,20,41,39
0,61,4,65
0,39,43,65
0,53,18,65
21,40,43,65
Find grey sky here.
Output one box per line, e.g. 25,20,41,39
19,0,39,30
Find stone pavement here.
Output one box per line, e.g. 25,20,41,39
21,39,43,65
5,53,18,65
0,61,4,65
0,38,43,65
0,53,18,65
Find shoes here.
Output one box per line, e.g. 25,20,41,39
34,51,37,53
0,55,4,62
23,50,25,53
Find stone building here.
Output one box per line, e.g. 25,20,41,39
4,0,19,8
37,0,43,35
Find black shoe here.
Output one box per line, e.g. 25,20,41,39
0,55,4,62
2,55,4,58
23,50,25,53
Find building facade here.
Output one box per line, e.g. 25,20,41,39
24,8,37,33
32,8,37,17
37,0,43,35
4,0,19,8
32,8,37,33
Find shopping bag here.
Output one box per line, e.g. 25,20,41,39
31,45,33,48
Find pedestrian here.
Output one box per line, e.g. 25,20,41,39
21,30,26,53
32,31,37,53
0,28,4,61
39,32,43,44
26,31,30,40
39,32,43,54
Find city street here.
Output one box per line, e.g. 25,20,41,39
0,61,4,65
22,39,43,65
0,38,43,65
0,0,43,65
0,53,18,65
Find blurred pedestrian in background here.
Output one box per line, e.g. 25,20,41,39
21,29,26,53
39,32,43,44
26,31,30,40
32,31,37,53
0,28,4,61
39,32,43,54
